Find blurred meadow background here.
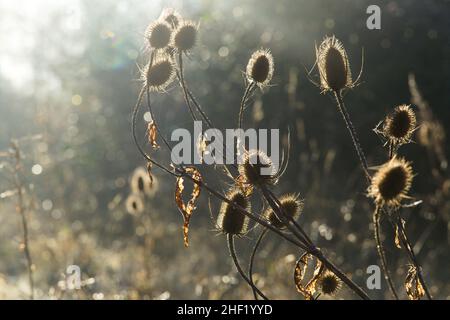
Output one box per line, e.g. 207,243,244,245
0,0,449,299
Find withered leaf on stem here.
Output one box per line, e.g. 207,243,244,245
175,167,202,247
405,265,425,300
146,161,154,186
294,253,324,300
147,121,159,149
394,218,405,249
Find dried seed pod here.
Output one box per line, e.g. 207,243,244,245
368,157,414,207
246,49,274,88
383,104,417,145
316,36,352,93
171,20,198,52
145,20,172,49
318,271,342,296
143,55,176,92
263,194,303,229
238,149,277,186
125,194,144,215
159,8,182,29
217,189,251,236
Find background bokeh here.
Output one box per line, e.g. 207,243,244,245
0,0,448,299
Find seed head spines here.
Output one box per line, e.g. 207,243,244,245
369,157,414,207
145,20,172,50
383,104,417,145
142,55,176,92
171,20,198,52
316,36,352,93
217,189,251,236
246,49,274,88
264,194,303,229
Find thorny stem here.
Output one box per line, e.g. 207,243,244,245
394,213,432,300
227,234,269,300
373,206,399,299
238,82,256,130
334,91,371,182
146,51,173,152
177,53,198,121
131,86,177,177
11,141,34,300
248,228,268,300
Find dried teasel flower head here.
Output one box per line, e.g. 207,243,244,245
238,149,278,186
316,36,352,93
318,271,342,296
246,49,274,88
142,54,176,92
171,20,198,52
368,157,414,207
159,8,183,29
217,189,251,236
145,20,172,50
264,194,303,229
125,194,144,215
131,167,158,198
383,104,417,145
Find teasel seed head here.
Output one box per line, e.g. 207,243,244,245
369,157,414,207
318,271,342,296
131,167,158,198
159,8,182,29
145,20,172,50
246,49,274,88
217,189,251,236
316,36,352,93
142,54,176,92
264,194,303,229
125,194,144,215
171,20,198,52
383,104,417,145
238,149,277,186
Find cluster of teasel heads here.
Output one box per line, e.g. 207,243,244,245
131,8,432,300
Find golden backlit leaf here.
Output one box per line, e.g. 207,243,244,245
294,253,324,300
147,121,159,149
196,134,207,164
394,219,405,249
175,167,202,248
405,265,425,300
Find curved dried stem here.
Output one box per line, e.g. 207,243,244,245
10,141,34,300
177,52,198,121
227,233,269,300
373,205,399,299
238,82,256,130
334,91,371,181
248,228,268,300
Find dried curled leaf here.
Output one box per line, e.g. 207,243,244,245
175,167,202,247
294,252,324,300
394,218,405,249
235,174,254,197
405,265,425,300
147,121,159,149
196,134,207,164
